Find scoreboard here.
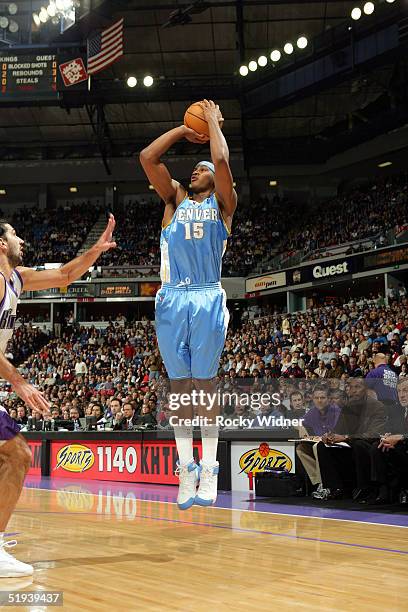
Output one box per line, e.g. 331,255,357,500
1,53,58,102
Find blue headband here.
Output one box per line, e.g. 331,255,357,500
196,161,215,174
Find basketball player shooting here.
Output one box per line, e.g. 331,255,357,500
140,99,237,509
0,215,116,577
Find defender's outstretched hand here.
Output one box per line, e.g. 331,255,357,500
96,213,117,253
13,380,50,415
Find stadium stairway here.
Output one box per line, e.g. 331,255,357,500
77,212,108,256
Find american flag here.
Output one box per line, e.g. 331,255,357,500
87,18,124,75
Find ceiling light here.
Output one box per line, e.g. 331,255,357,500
270,49,281,62
33,12,41,26
39,9,48,23
297,36,308,49
143,75,153,87
258,55,267,67
239,65,248,76
8,3,18,15
56,0,64,8
351,7,362,20
233,182,236,187
69,186,78,193
363,2,375,15
385,0,396,3
248,60,257,72
0,16,9,28
8,19,18,32
269,180,278,187
378,161,392,168
0,189,6,195
127,76,137,88
284,42,294,55
149,184,155,190
47,2,57,17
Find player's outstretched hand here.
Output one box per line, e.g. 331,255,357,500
183,126,209,144
96,213,117,252
13,380,50,415
199,99,224,128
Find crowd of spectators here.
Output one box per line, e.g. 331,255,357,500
220,294,408,382
97,199,161,268
2,319,166,432
2,291,407,504
1,292,406,426
12,202,101,266
272,174,408,267
6,173,407,279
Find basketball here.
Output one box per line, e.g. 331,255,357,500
184,102,210,137
259,443,270,457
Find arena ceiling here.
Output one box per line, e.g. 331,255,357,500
0,0,407,171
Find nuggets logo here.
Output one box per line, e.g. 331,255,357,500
55,444,95,473
239,443,292,474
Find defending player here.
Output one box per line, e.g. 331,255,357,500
0,215,116,577
140,99,237,509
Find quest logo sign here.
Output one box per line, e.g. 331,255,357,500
312,261,349,280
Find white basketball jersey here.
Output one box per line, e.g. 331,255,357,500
0,270,23,354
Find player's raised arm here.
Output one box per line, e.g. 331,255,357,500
0,277,49,413
139,126,207,206
200,99,237,221
17,214,117,291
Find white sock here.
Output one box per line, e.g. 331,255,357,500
200,425,219,465
173,425,194,466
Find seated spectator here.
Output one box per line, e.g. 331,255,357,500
288,391,307,419
316,378,387,500
360,377,408,504
115,402,140,430
326,358,344,379
16,406,28,425
137,404,157,427
297,385,341,498
157,405,173,430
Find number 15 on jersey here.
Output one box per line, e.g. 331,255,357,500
185,222,204,240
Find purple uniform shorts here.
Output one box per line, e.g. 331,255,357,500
0,406,20,442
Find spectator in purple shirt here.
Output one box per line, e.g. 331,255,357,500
365,353,398,404
296,385,341,497
303,385,341,436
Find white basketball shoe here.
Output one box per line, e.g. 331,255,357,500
195,461,219,506
175,460,199,510
0,540,33,578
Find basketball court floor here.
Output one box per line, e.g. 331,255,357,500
3,477,408,611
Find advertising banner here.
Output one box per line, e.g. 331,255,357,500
50,440,202,484
230,440,295,491
26,440,42,476
245,272,286,294
290,259,353,286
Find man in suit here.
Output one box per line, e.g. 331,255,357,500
316,378,387,499
115,402,140,430
366,377,408,503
